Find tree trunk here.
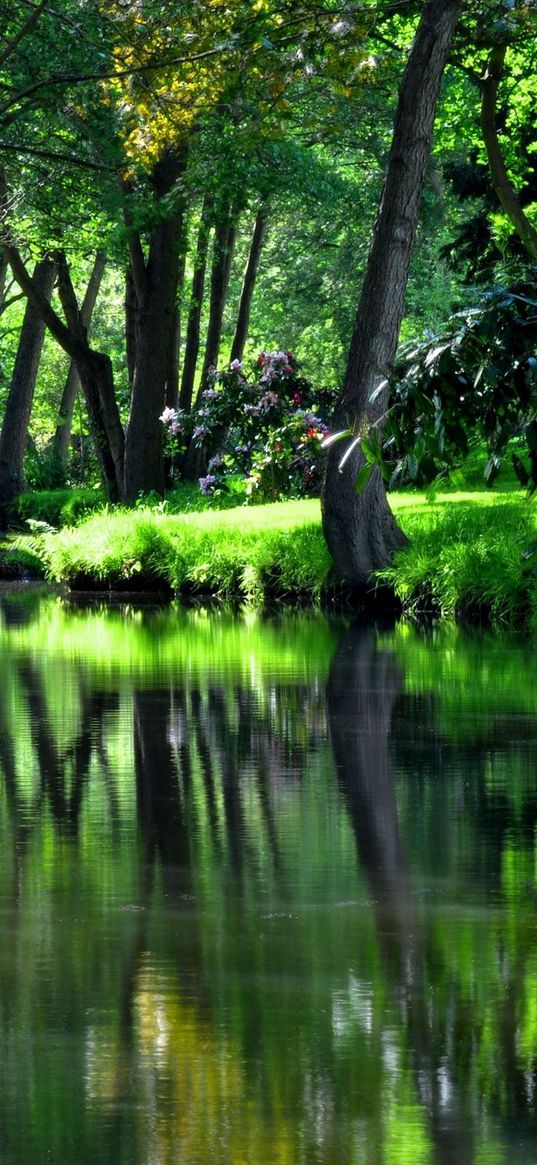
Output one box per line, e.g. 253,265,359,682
179,195,212,413
124,148,188,501
0,191,124,502
230,205,267,364
183,208,237,482
52,249,106,465
199,212,237,388
125,264,138,391
54,251,124,500
481,44,537,260
0,256,56,513
322,0,462,588
0,252,8,311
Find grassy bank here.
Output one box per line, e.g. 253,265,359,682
14,485,537,625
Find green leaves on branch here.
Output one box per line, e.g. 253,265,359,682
382,277,537,494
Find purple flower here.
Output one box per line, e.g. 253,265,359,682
193,424,210,441
199,474,217,496
160,406,178,425
230,358,243,372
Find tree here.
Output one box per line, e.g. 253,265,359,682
0,255,55,514
322,0,463,588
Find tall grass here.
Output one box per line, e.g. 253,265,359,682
31,488,537,625
37,501,334,604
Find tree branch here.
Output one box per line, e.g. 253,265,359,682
0,0,48,68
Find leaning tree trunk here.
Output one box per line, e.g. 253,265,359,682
124,148,188,501
179,195,212,413
322,0,463,588
0,256,56,514
229,204,267,364
52,249,106,466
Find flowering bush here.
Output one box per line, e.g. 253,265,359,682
160,351,333,501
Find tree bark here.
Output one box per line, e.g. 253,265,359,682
481,43,537,260
179,195,212,413
52,249,106,465
53,252,124,500
199,211,237,388
230,205,267,364
124,148,188,501
322,0,463,588
0,256,56,512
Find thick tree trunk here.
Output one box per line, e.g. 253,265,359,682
0,256,56,512
124,149,188,501
481,44,537,260
52,249,106,465
179,195,212,413
230,205,267,364
322,0,462,588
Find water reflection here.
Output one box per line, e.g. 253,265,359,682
0,592,535,1161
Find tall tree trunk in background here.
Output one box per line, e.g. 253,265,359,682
179,195,212,413
481,43,537,260
52,249,106,466
322,0,462,588
230,205,267,364
0,256,56,514
124,148,188,501
165,229,187,411
125,264,137,391
0,165,124,501
199,210,237,389
54,252,124,500
0,252,8,310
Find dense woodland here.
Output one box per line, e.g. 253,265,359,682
0,0,536,586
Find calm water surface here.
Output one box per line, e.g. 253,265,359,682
0,587,536,1164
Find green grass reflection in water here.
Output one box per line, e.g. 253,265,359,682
0,590,535,1163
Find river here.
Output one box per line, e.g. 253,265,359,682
0,585,535,1164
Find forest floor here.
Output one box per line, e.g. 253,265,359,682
4,482,537,627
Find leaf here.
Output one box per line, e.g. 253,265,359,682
424,343,449,369
354,463,374,493
368,378,389,405
512,453,530,487
321,429,351,448
338,435,363,472
407,455,418,481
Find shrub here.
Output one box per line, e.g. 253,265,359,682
160,351,334,502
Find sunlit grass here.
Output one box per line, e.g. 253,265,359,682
28,483,537,625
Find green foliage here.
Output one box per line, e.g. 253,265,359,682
383,278,537,490
16,488,105,529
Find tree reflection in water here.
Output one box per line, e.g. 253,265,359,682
0,595,534,1161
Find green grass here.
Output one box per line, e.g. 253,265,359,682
37,499,333,604
28,482,537,625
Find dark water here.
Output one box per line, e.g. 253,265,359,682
0,587,537,1164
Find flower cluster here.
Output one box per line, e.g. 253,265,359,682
160,350,335,502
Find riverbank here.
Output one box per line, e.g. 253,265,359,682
11,486,537,627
